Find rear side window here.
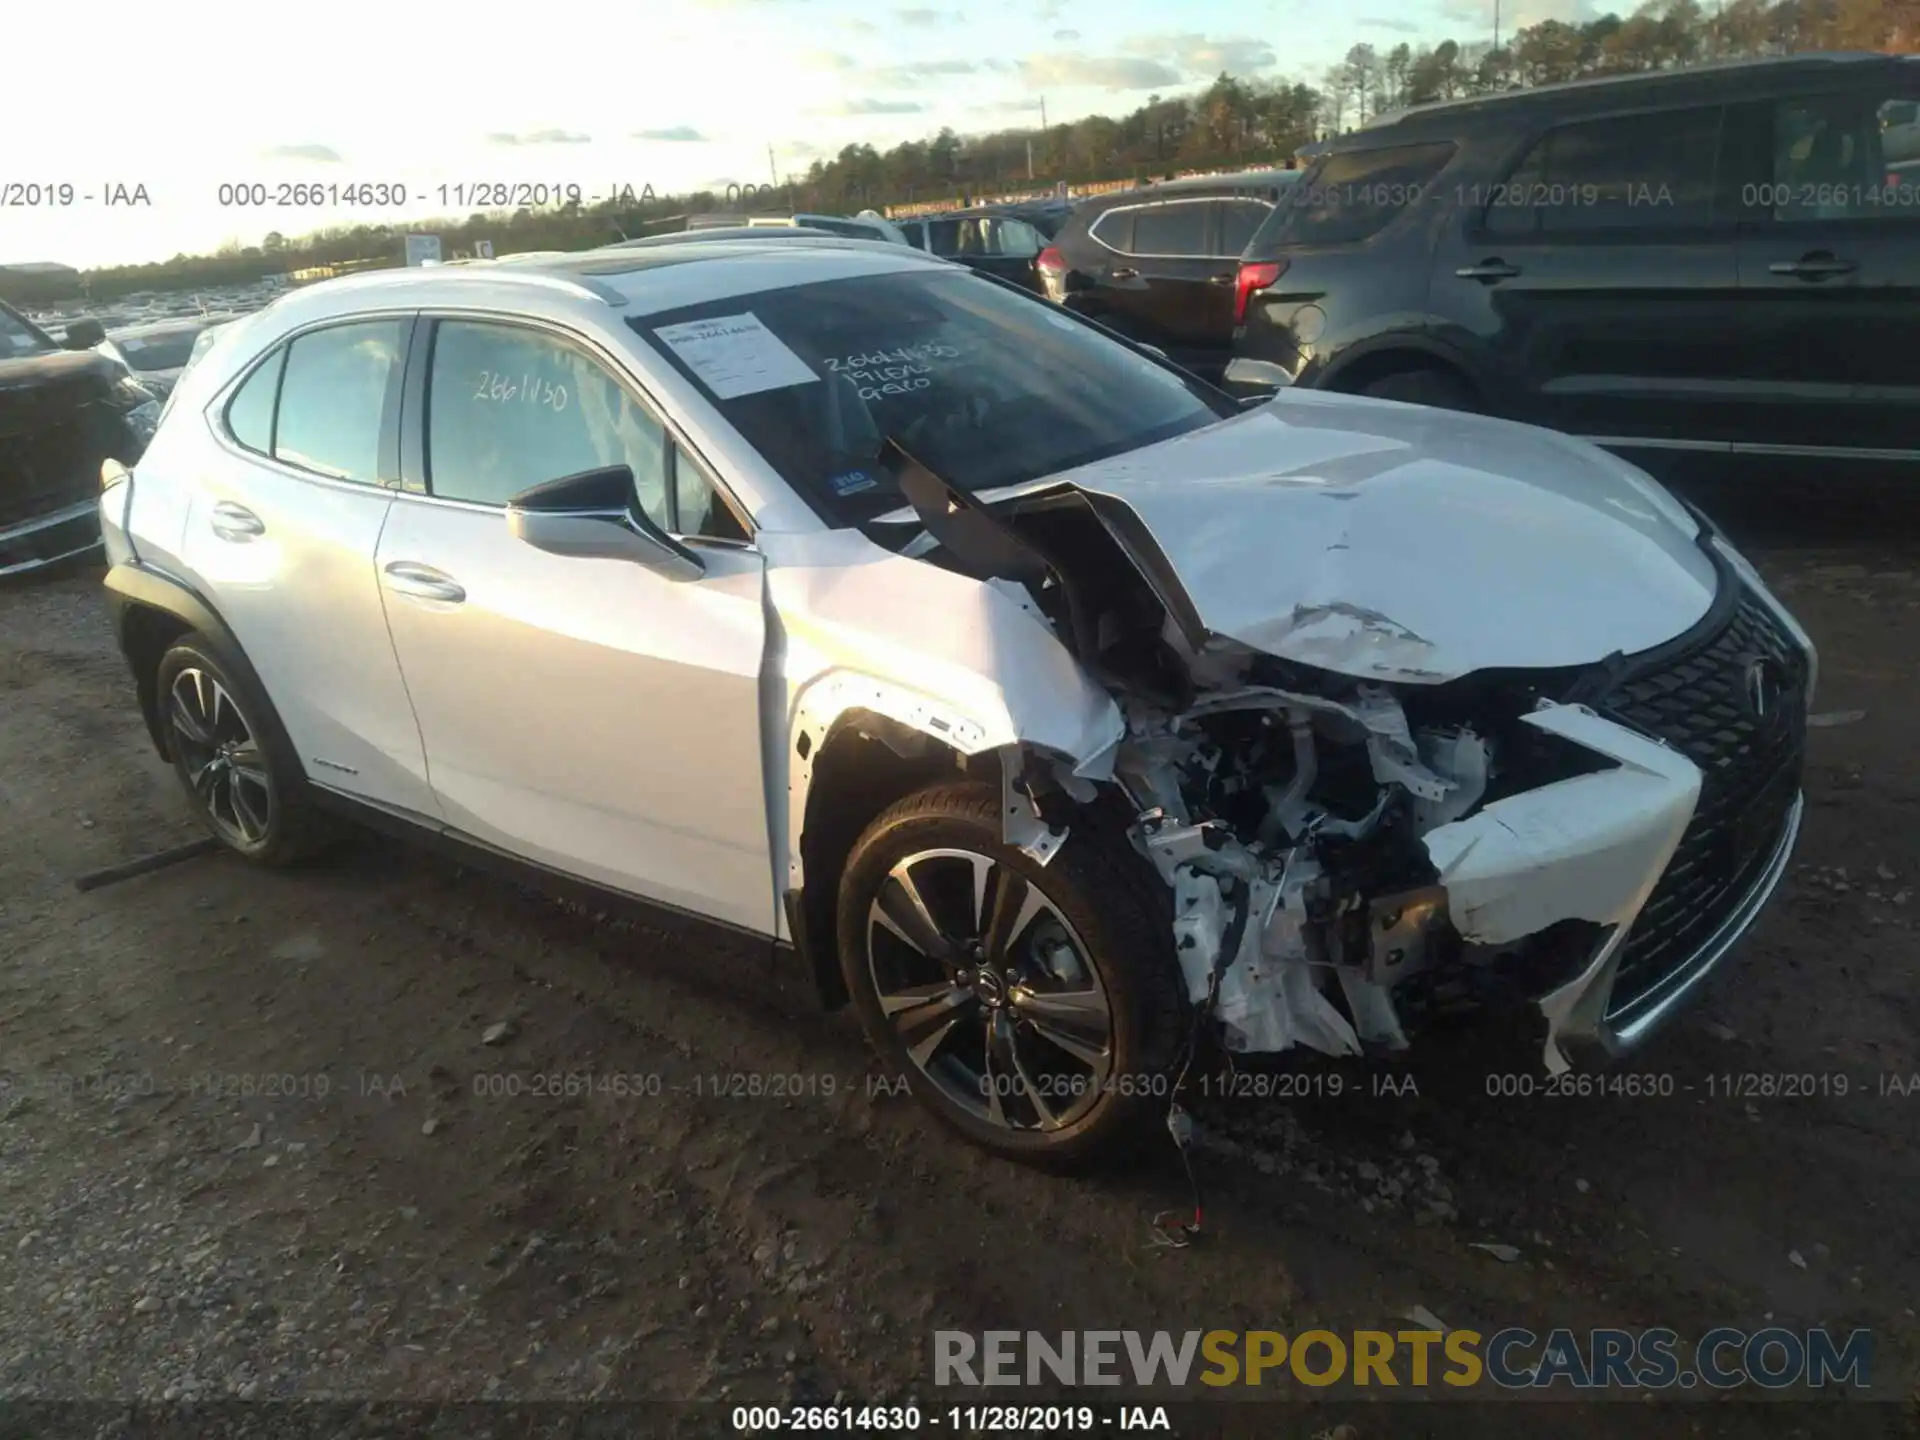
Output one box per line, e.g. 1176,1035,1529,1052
1485,106,1722,234
224,349,284,455
273,321,406,484
1261,142,1457,248
1087,207,1134,252
1127,200,1210,256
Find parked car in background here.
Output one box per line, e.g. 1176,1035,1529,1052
972,198,1074,239
101,242,1811,1165
1038,168,1304,380
105,315,239,402
1,300,159,576
896,208,1049,291
1227,53,1920,474
746,212,912,245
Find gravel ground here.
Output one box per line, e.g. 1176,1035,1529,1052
2,487,1918,1440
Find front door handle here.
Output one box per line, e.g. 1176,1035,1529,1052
382,561,466,604
209,500,264,541
1769,253,1857,280
1108,266,1139,280
1456,259,1523,282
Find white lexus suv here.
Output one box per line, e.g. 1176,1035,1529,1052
100,238,1815,1164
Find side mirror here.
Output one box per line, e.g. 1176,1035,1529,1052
505,465,705,581
64,318,106,350
1222,357,1295,398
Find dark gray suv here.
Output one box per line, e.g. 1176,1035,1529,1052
1228,53,1920,475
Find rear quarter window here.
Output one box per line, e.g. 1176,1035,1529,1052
1254,141,1458,250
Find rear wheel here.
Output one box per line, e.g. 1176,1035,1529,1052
156,636,322,866
1361,367,1478,411
836,781,1187,1167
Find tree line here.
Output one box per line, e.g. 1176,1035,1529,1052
4,0,1911,306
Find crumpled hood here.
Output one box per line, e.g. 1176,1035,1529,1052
1017,390,1719,684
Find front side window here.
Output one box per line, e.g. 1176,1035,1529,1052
1767,92,1920,221
425,320,671,523
1127,201,1210,256
634,268,1234,527
1485,108,1720,234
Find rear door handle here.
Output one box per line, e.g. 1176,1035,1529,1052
1207,273,1235,285
1456,259,1523,282
382,561,466,605
1769,254,1857,279
1108,266,1139,280
209,500,264,541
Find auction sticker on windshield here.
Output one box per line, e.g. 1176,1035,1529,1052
652,312,818,400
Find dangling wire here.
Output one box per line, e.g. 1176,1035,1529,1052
1151,875,1250,1249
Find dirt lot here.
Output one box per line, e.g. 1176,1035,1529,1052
2,489,1918,1439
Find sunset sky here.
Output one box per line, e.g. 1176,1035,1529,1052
3,0,1572,269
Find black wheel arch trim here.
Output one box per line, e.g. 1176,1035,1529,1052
104,560,294,767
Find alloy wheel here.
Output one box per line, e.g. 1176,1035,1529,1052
865,847,1114,1132
168,667,274,848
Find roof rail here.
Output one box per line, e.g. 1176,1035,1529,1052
314,260,629,308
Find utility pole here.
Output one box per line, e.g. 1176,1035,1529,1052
1493,0,1500,55
768,144,778,189
1026,136,1034,180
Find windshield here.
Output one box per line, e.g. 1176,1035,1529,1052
115,329,203,372
0,304,57,359
631,268,1233,527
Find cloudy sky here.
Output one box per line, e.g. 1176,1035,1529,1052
3,0,1581,270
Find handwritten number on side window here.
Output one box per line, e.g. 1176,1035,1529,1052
472,370,568,412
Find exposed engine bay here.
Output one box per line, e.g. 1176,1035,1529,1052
875,437,1738,1070
1099,645,1628,1060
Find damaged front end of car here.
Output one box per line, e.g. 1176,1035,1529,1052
885,438,1811,1075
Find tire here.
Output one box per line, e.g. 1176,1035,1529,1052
1361,367,1478,411
836,780,1188,1167
155,634,324,866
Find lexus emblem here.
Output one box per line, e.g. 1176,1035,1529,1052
1744,657,1783,720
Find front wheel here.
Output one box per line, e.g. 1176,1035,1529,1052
836,781,1188,1167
